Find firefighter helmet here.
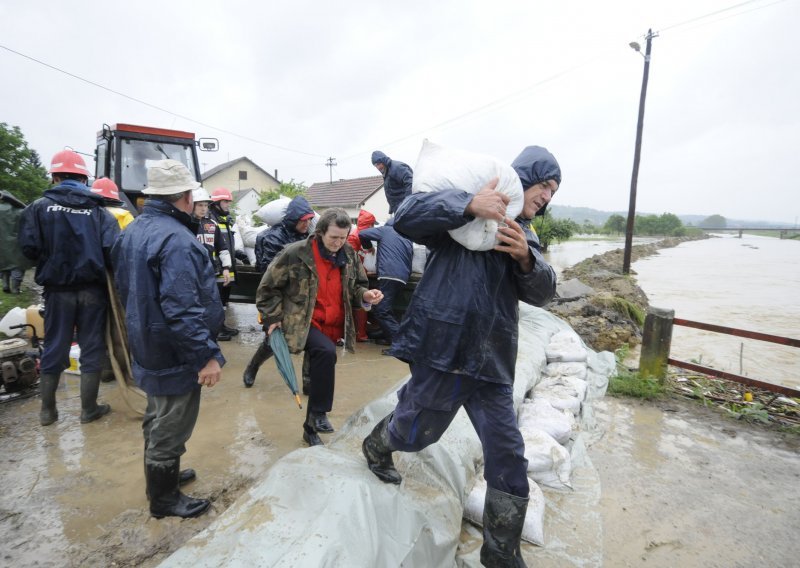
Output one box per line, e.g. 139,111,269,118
211,187,233,202
192,187,212,203
49,150,90,176
90,178,120,200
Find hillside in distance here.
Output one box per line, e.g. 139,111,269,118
549,205,793,229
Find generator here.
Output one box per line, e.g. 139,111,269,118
0,338,38,392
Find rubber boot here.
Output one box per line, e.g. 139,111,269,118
355,309,369,342
243,339,272,388
221,323,239,337
144,443,197,500
302,408,323,446
362,414,402,484
1,272,9,293
301,351,311,395
39,373,60,426
311,411,334,433
480,487,529,568
146,459,210,519
79,372,111,424
10,277,21,294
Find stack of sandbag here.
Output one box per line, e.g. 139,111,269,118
412,140,524,251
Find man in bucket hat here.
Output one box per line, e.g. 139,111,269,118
112,159,226,519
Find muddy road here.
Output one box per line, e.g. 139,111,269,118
1,305,799,567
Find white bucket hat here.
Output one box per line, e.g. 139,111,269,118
142,159,201,195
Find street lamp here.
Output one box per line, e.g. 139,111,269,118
623,29,657,275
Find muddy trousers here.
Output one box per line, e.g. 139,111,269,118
142,387,201,463
387,363,529,497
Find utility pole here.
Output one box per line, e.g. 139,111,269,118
623,29,657,275
325,157,337,185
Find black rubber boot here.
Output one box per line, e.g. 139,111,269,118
1,272,9,293
39,373,60,426
480,487,529,568
144,443,197,500
362,414,402,485
243,339,272,388
79,372,111,424
301,351,311,395
302,408,323,446
146,459,210,519
311,411,334,433
10,277,21,294
221,323,239,337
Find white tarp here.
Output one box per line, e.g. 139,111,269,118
161,305,612,568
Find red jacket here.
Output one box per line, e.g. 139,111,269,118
347,209,376,255
311,239,344,343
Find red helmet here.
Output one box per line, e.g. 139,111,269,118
211,187,233,202
50,150,90,176
90,177,120,200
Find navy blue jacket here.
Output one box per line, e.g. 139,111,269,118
111,199,225,396
358,218,413,283
388,178,557,385
254,196,314,272
18,180,119,288
372,151,413,214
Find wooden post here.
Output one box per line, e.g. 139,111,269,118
639,306,675,381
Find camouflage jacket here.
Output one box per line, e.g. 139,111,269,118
255,235,370,353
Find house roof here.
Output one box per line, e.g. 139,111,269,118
306,176,384,208
231,188,257,205
202,156,279,184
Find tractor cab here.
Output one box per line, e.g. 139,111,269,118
94,123,218,213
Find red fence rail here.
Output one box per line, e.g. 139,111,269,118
669,318,800,398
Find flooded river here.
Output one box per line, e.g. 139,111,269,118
546,234,799,390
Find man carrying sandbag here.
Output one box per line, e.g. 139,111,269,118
362,146,561,567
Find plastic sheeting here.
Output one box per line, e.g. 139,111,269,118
161,305,612,567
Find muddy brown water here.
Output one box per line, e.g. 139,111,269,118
1,305,799,567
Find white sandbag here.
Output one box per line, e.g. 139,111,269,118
545,329,588,363
363,249,377,273
237,216,267,248
243,246,256,266
518,397,576,445
463,475,546,547
411,243,428,274
520,427,572,490
255,196,291,225
544,361,588,380
585,370,609,400
534,378,584,416
412,140,523,251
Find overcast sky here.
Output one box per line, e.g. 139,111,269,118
2,0,798,223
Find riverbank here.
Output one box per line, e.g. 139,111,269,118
550,235,708,352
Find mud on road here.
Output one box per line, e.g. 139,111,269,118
2,304,799,567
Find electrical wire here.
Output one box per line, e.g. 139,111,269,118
0,43,327,159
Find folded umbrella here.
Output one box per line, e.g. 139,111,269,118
269,328,303,409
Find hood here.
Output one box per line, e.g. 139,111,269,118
356,209,376,231
44,180,105,209
371,151,391,168
511,146,561,190
511,146,561,218
283,196,314,227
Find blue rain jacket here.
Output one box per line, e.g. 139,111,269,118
254,196,314,272
371,151,413,214
18,180,119,288
111,199,225,396
358,218,413,283
387,147,560,384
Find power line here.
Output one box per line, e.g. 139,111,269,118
0,43,327,159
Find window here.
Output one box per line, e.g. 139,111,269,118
239,170,248,181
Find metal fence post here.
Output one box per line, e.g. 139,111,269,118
639,306,675,381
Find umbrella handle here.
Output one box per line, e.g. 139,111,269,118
294,393,303,409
